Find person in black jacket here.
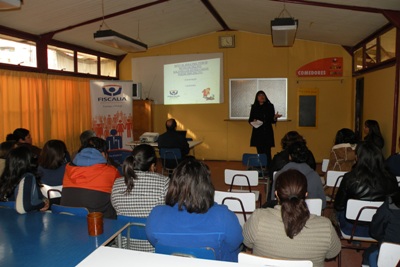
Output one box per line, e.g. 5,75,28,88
334,141,398,237
364,119,384,150
248,91,281,167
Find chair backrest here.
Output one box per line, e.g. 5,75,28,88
326,170,346,187
242,153,267,177
396,176,400,187
214,190,256,226
51,204,89,217
224,169,259,188
41,184,63,199
117,215,147,240
0,201,15,209
305,198,323,216
321,159,330,173
345,199,383,222
155,243,216,260
159,148,182,160
377,242,400,267
238,252,313,267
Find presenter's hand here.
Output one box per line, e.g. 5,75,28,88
274,112,282,120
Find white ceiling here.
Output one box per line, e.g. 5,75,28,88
0,0,399,56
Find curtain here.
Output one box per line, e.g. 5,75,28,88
0,69,91,154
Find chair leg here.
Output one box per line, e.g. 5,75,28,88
338,250,341,267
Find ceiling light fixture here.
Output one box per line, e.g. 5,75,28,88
93,0,147,53
270,4,298,47
0,0,22,10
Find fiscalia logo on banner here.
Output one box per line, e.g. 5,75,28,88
90,80,134,150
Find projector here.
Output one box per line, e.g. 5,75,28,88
139,132,159,143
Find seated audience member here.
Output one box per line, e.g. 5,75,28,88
8,128,42,165
0,146,49,213
270,141,326,209
111,144,169,252
38,140,69,186
71,129,96,160
385,136,400,176
269,131,316,178
362,190,400,266
243,169,341,267
364,119,384,150
157,118,190,165
0,141,17,176
326,128,357,172
146,157,243,262
334,141,398,237
61,137,119,219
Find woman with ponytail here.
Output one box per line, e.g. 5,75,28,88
243,169,340,267
111,144,169,252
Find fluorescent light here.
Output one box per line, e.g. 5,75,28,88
271,18,298,47
0,0,21,10
94,30,147,53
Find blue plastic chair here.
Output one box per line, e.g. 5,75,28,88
0,201,15,209
155,243,216,260
242,153,267,177
159,148,182,176
51,204,89,217
116,215,147,249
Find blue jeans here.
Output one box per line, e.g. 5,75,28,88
337,210,371,237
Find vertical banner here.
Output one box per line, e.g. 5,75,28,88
90,80,134,150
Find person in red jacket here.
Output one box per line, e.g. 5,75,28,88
61,137,119,219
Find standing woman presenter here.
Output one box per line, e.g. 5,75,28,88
248,90,281,166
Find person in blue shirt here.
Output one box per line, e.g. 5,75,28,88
146,157,243,262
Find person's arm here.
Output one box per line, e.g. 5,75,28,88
145,207,159,246
242,209,260,249
222,207,244,252
325,220,341,259
15,174,46,214
369,201,390,241
334,175,349,211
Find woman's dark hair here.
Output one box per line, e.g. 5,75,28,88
12,128,30,142
0,146,34,199
335,128,356,145
165,157,214,213
38,140,68,169
252,90,270,106
80,137,108,153
275,169,310,239
79,130,96,146
0,141,17,159
364,120,384,149
123,144,157,193
281,131,306,150
353,141,395,191
288,141,310,163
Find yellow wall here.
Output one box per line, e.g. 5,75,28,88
119,31,367,161
360,67,397,157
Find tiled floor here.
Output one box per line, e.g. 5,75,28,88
201,160,364,267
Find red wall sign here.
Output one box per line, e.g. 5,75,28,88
296,57,343,77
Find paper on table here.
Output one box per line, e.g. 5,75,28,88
250,120,263,128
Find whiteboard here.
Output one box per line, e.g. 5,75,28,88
229,78,287,120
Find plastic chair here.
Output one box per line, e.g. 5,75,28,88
242,153,267,178
325,170,346,205
214,190,256,227
337,199,383,267
321,159,330,173
0,201,15,209
377,242,400,267
396,176,400,187
224,169,261,206
51,204,89,217
305,198,323,216
159,148,182,176
238,252,313,267
155,243,216,260
116,215,147,249
40,184,62,200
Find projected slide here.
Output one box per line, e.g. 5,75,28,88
164,58,220,105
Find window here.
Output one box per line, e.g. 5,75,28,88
0,35,37,67
77,52,98,75
48,45,74,72
380,28,396,63
100,57,117,77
